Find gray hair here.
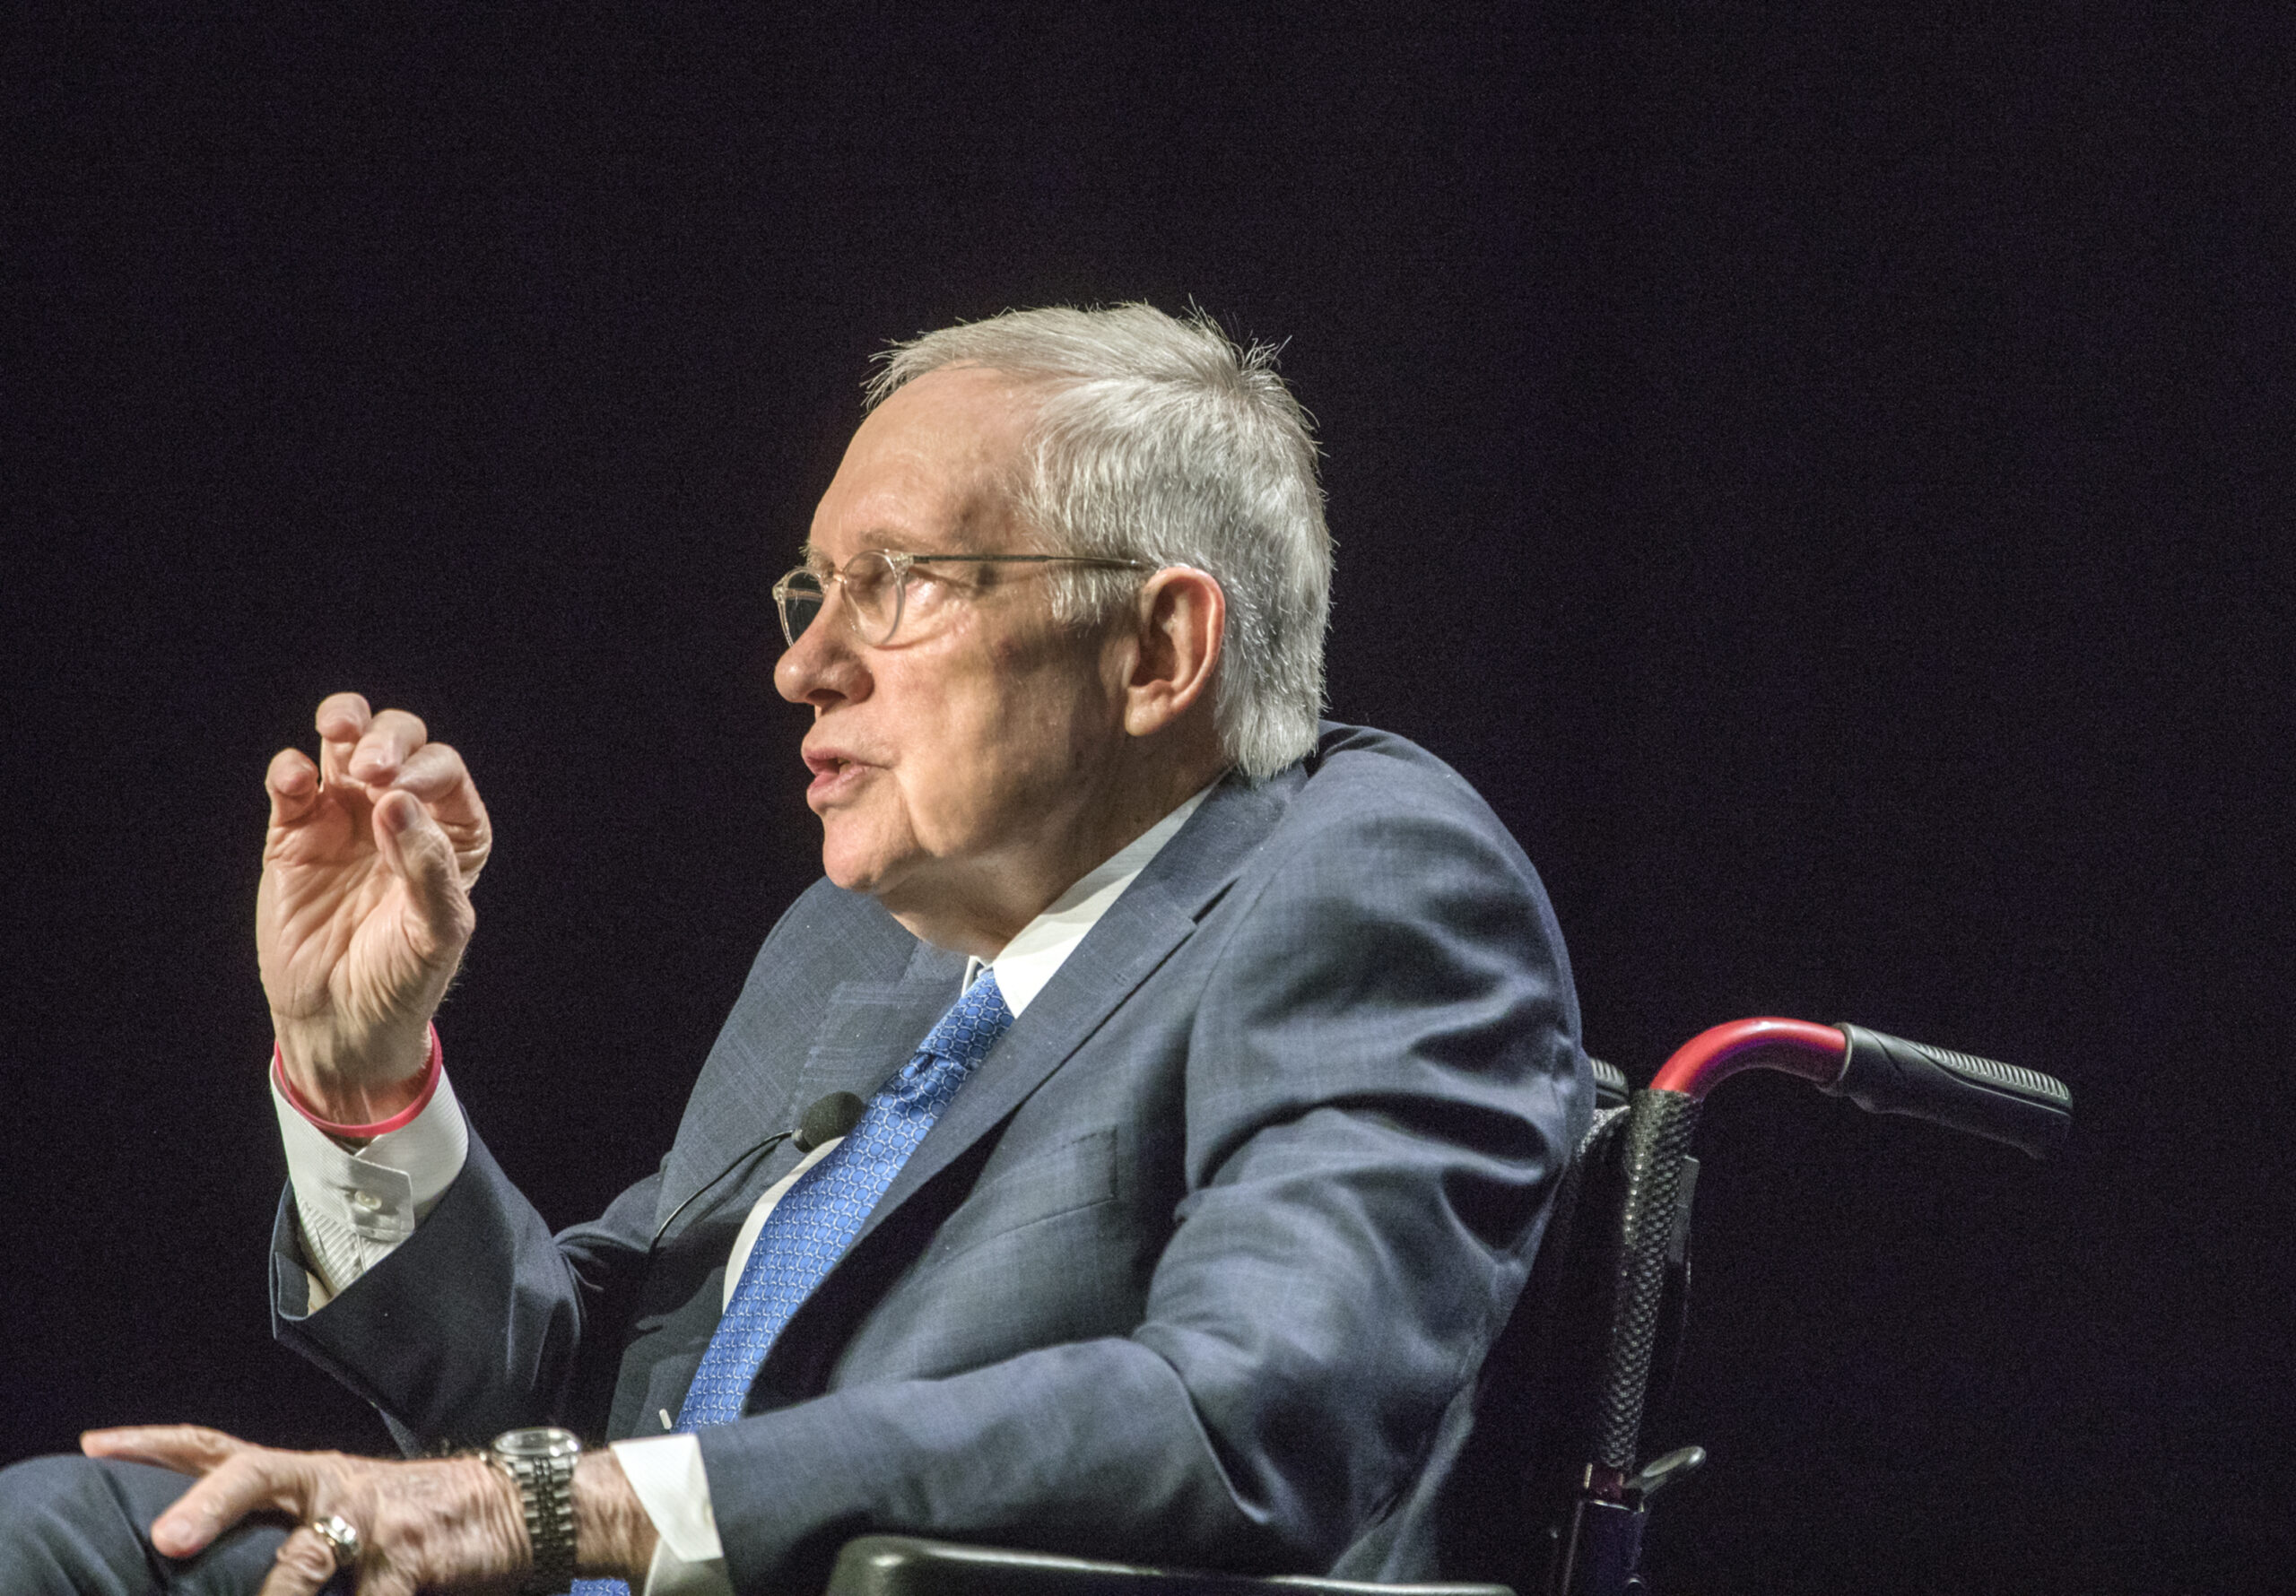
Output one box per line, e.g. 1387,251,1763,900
865,303,1331,781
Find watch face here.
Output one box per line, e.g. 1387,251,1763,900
495,1426,582,1461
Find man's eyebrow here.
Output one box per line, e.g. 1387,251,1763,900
798,541,866,569
804,536,980,564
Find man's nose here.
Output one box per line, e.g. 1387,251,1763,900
774,609,869,707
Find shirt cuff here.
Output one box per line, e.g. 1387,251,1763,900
273,1050,469,1306
610,1435,732,1596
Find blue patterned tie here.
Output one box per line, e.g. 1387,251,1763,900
572,968,1013,1595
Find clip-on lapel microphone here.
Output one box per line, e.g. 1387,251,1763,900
648,1090,868,1251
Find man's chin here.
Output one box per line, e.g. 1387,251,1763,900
821,851,890,896
817,825,907,898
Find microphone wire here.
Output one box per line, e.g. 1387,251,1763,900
646,1090,868,1252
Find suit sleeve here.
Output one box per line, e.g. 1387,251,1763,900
693,771,1587,1588
269,1129,664,1447
264,878,876,1448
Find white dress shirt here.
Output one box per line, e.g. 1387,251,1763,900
274,786,1209,1596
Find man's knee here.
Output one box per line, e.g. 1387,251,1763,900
0,1453,297,1596
0,1453,119,1544
0,1454,198,1595
1,1454,132,1590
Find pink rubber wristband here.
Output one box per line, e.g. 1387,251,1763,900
274,1025,443,1139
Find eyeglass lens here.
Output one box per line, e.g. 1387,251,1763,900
777,551,903,647
777,574,824,646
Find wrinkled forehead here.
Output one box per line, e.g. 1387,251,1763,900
808,366,1044,559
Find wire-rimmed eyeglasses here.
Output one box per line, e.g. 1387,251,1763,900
771,550,1154,648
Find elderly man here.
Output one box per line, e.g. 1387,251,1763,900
3,305,1587,1595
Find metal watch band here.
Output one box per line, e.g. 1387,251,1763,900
490,1428,580,1592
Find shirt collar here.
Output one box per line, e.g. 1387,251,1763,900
963,780,1217,1017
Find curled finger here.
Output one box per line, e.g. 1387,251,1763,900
259,1522,360,1596
265,748,323,828
316,693,374,788
387,741,467,802
313,692,374,742
349,708,430,787
389,742,491,880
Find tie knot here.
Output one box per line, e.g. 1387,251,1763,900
918,968,1015,1068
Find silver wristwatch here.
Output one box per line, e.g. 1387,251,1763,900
489,1426,582,1592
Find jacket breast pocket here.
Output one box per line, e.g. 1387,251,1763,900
925,1124,1123,1270
834,1123,1144,1383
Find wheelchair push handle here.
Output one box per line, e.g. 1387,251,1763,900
1826,1023,2071,1158
1644,1017,2071,1158
1558,1019,2071,1596
1581,1023,2069,1480
1818,1024,2075,1161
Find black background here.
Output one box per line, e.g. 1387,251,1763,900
5,6,2291,1592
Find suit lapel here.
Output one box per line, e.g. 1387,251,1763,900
841,768,1299,1256
653,898,948,1235
662,766,1306,1401
783,951,970,1105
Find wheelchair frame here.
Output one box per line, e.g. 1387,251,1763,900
822,1019,2071,1596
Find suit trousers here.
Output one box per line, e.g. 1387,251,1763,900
0,1454,312,1596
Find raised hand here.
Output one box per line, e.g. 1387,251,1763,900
257,693,491,1123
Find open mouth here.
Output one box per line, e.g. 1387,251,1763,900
804,748,871,802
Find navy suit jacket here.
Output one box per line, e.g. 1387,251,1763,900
271,724,1588,1592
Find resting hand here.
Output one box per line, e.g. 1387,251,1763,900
79,1425,657,1592
257,693,491,1122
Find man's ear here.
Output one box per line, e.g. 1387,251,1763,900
1122,567,1224,738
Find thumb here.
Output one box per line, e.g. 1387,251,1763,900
374,790,476,958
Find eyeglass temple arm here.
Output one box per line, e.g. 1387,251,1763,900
897,553,1153,569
